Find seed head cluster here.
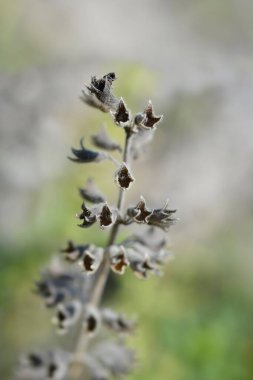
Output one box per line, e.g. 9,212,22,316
16,73,177,380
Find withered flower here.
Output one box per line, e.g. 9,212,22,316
16,351,69,380
68,138,107,163
81,72,118,112
84,354,110,380
90,340,135,377
98,203,117,229
147,200,177,231
83,304,101,336
115,162,135,190
77,202,97,228
109,245,129,275
125,246,159,279
16,352,46,379
35,281,67,308
127,196,152,223
112,98,131,126
127,198,177,231
101,308,135,333
61,240,89,262
78,245,104,274
52,300,82,334
46,352,69,380
125,227,167,251
79,178,105,204
92,125,122,152
123,235,173,278
34,269,77,308
139,101,163,130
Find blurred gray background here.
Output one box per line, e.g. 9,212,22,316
1,1,253,379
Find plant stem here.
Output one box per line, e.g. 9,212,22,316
69,131,132,379
90,131,132,306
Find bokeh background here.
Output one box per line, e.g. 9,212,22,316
1,0,253,379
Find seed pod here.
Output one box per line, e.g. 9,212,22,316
115,163,134,190
78,245,104,275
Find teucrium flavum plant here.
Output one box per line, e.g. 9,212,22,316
16,72,177,380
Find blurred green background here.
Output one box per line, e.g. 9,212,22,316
1,1,253,379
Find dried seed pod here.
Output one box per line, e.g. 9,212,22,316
127,196,152,223
125,247,158,279
139,100,163,130
52,300,82,334
77,202,97,228
16,352,46,379
61,240,89,262
46,352,69,380
68,138,107,163
101,308,135,333
34,268,78,308
124,227,167,251
98,203,117,229
147,200,177,231
84,354,110,380
112,97,131,126
80,72,119,112
35,282,67,308
16,351,69,380
83,304,101,336
89,340,135,377
91,125,122,152
109,245,129,275
78,245,104,274
123,236,173,278
115,162,134,190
